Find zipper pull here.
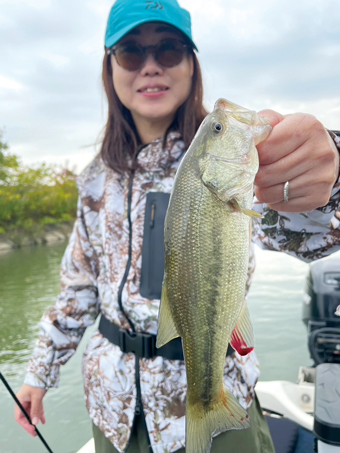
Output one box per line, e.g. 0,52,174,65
135,399,142,416
150,203,155,228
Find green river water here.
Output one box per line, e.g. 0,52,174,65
0,242,312,453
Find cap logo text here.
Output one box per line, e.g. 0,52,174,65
145,1,164,10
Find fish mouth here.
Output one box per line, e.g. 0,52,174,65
214,99,258,126
214,98,249,113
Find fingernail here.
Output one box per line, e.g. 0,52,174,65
32,417,39,426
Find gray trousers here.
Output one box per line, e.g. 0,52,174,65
92,394,275,453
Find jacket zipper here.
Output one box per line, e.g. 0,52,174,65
119,163,152,452
123,356,147,453
135,355,153,452
135,355,142,416
120,171,139,452
117,171,136,333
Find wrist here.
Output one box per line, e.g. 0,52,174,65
327,130,340,188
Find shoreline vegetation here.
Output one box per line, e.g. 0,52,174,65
0,132,78,253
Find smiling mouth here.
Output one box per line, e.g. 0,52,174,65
139,87,169,93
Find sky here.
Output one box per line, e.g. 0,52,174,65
1,0,340,173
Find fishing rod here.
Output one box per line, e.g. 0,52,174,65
0,371,54,453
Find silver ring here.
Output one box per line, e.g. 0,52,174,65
283,181,289,203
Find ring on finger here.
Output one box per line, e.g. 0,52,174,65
283,181,290,203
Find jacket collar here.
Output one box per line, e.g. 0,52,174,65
136,131,185,173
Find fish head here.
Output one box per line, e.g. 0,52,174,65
215,98,272,144
193,98,271,160
193,99,272,204
200,98,272,161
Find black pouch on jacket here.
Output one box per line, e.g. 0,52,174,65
140,192,170,300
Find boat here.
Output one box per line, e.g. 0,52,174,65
77,439,95,453
256,252,340,453
77,253,340,453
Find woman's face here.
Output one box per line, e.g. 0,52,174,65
111,22,194,131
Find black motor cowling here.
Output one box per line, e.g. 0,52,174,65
303,252,340,365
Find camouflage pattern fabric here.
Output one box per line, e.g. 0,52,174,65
25,131,340,453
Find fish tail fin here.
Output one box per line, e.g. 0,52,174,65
186,389,250,453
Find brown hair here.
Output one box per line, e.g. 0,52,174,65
100,48,208,175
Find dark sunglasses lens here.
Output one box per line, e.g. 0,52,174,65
115,43,144,71
156,41,186,67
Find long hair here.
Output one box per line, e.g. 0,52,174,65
100,49,208,175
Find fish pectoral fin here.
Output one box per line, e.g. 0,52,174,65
229,200,263,218
201,160,253,204
230,299,254,356
156,280,180,348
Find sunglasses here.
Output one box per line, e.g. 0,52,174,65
107,39,191,72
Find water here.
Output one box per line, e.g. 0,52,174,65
0,243,97,453
0,242,313,453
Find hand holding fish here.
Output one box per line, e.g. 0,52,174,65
254,110,339,212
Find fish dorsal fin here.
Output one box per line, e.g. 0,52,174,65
156,279,180,348
230,299,254,356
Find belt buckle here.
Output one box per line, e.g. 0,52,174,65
140,332,156,359
118,329,155,358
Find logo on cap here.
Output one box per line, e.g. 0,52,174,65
145,1,164,10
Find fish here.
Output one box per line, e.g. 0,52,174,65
156,99,272,453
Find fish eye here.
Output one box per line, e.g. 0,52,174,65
212,121,223,134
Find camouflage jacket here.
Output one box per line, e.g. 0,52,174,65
25,131,340,453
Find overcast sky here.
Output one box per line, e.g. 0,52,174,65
1,0,340,173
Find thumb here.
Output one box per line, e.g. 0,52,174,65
31,391,46,426
258,109,285,128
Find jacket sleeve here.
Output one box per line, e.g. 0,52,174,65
24,197,100,389
253,131,340,262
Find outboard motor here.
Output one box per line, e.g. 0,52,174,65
302,253,340,452
314,364,340,452
302,253,340,365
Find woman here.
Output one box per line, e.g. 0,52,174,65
15,0,340,452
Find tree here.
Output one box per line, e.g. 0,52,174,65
0,131,78,235
0,130,20,185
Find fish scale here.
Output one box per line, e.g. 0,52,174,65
157,98,272,453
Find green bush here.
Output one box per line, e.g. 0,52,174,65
0,132,78,235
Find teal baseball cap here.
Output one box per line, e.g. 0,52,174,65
105,0,197,50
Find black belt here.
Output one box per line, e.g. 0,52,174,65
99,314,235,360
99,314,184,360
